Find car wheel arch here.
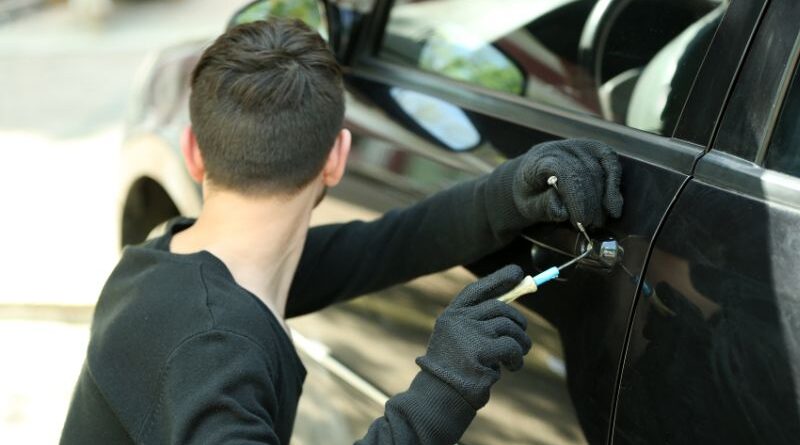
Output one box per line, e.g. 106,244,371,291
120,135,201,247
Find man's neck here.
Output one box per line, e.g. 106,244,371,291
170,186,318,323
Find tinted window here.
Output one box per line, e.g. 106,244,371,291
227,0,327,39
379,0,728,136
766,63,800,177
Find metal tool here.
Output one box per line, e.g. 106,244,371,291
498,223,593,304
547,175,559,191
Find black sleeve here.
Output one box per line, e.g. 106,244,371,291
138,331,282,445
287,160,524,317
355,371,477,445
141,330,479,445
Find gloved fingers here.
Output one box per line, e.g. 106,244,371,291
525,144,596,226
571,139,623,219
574,138,616,161
451,265,525,309
472,299,528,330
565,142,607,191
564,145,606,225
516,143,573,189
512,144,564,201
514,188,568,223
481,336,527,372
552,161,601,227
516,143,595,225
578,138,620,174
526,147,579,190
513,139,623,228
484,316,531,352
601,157,623,219
531,151,592,225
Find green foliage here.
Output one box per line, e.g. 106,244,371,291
419,37,524,95
436,55,523,95
233,1,271,26
233,0,323,33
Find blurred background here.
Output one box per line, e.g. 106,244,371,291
0,0,250,442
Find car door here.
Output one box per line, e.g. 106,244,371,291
288,0,764,444
612,0,800,443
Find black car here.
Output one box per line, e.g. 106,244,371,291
119,0,800,443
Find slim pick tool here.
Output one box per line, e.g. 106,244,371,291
498,223,593,304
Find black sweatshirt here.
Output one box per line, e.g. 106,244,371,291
61,160,527,445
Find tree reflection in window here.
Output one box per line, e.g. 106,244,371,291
419,34,524,95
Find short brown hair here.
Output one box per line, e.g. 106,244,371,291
189,18,344,194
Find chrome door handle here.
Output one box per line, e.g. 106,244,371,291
578,237,624,269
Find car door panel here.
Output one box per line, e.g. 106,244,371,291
289,0,764,443
119,0,776,442
290,67,695,444
294,81,593,444
120,0,776,444
613,0,800,440
612,154,800,444
172,1,764,444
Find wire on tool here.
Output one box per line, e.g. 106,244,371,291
498,222,594,304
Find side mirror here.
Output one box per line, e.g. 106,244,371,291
226,0,367,64
227,0,329,41
390,87,481,152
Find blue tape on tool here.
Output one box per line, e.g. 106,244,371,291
500,222,593,304
533,266,560,286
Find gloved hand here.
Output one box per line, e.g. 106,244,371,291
508,138,623,228
416,265,532,410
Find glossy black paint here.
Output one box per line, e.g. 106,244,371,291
309,43,698,441
118,0,800,443
613,0,800,442
521,161,684,444
277,0,775,442
324,1,788,443
613,175,800,444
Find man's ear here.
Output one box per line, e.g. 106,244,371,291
321,129,352,187
180,125,205,183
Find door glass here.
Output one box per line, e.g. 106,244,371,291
227,0,328,40
379,0,729,136
766,61,800,177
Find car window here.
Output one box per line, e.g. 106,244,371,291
766,62,800,177
227,0,327,39
378,0,729,136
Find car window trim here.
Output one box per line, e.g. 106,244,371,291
672,0,769,148
346,0,393,61
711,0,800,163
759,33,800,165
694,150,800,211
349,58,702,173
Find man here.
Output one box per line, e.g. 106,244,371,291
61,18,622,444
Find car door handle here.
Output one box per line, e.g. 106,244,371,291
521,224,623,272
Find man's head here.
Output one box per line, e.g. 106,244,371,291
183,18,349,197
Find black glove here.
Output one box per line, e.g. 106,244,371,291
509,138,623,228
416,265,532,410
